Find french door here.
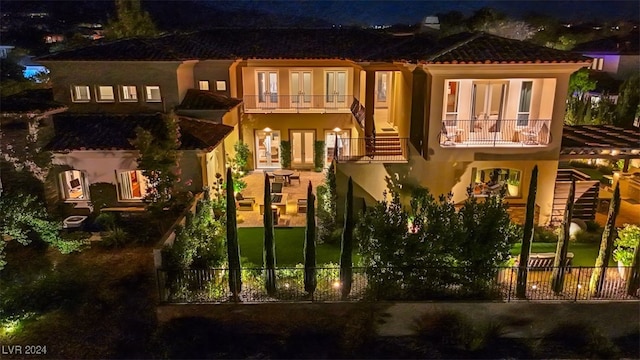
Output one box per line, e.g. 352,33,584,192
470,82,507,139
255,130,281,168
290,71,312,108
325,70,347,108
325,129,350,165
257,71,278,107
291,130,315,167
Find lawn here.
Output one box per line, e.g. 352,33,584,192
238,227,347,266
510,242,614,267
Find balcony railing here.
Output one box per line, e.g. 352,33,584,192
439,119,551,147
243,94,352,112
334,137,409,163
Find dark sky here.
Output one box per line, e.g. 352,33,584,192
215,0,639,25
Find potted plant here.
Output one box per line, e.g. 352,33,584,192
613,224,640,280
507,177,520,196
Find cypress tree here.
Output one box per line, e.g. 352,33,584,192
263,173,277,296
551,179,575,294
340,177,354,300
516,165,538,298
225,167,242,301
589,183,621,296
304,181,317,297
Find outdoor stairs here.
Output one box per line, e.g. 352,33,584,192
368,131,402,157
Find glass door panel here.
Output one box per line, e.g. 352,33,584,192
255,130,281,168
291,130,315,167
257,71,278,107
470,82,507,140
325,130,350,165
325,70,347,108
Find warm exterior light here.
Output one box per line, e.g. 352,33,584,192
577,284,582,289
284,283,290,289
264,127,272,132
333,127,341,132
332,281,341,289
531,284,537,290
611,149,620,156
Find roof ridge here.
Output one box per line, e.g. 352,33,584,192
426,32,483,62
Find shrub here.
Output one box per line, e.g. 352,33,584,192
233,141,250,172
89,183,118,211
539,321,618,358
574,229,604,243
94,212,117,231
56,231,91,254
414,311,477,350
613,224,640,266
313,140,325,171
101,226,129,248
533,226,558,243
279,141,291,169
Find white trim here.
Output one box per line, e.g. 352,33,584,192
119,85,138,102
95,85,115,102
145,85,162,102
71,85,91,102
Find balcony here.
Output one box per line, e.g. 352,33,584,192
439,119,551,147
243,94,352,113
334,137,409,163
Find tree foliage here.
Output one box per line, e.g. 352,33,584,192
225,167,242,299
317,161,338,244
130,112,181,211
568,68,597,98
303,181,317,296
339,177,354,300
516,165,538,298
615,72,640,127
104,0,159,39
589,183,621,296
357,184,519,300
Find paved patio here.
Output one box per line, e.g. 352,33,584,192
236,170,326,227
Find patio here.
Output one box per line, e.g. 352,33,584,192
236,170,326,227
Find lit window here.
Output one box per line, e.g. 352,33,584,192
117,170,148,200
444,81,459,125
71,85,90,102
145,86,162,102
517,81,533,126
472,168,521,197
198,80,209,90
120,85,138,101
216,80,227,91
59,170,88,200
96,85,115,102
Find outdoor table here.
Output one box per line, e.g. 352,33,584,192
272,169,294,184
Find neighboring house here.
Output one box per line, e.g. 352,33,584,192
37,30,590,224
574,31,639,81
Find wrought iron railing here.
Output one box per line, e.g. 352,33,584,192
439,118,552,147
333,137,409,163
157,266,638,303
243,94,353,112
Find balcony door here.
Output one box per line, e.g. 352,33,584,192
257,71,278,107
255,130,281,168
325,70,347,108
470,81,507,140
291,130,315,167
325,129,350,165
290,71,312,108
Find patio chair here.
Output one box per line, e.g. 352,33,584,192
271,181,284,193
441,122,455,145
297,198,307,213
274,174,286,184
289,171,301,185
236,193,255,211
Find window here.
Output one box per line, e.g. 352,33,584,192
117,170,148,200
120,85,138,101
376,72,388,102
215,80,226,91
198,80,209,91
471,168,521,197
71,85,90,102
444,81,459,125
59,170,88,200
590,58,604,71
96,85,115,102
325,70,347,105
257,71,278,103
145,86,162,102
517,81,533,126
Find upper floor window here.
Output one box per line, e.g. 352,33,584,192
96,85,115,102
120,85,138,101
517,81,533,126
444,81,459,125
59,170,89,200
590,58,604,71
376,72,389,102
71,85,90,102
198,80,209,91
145,86,162,102
290,70,312,104
257,71,278,103
215,80,227,91
325,70,347,105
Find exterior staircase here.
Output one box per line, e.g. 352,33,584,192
368,131,402,158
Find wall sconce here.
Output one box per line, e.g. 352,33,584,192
333,127,341,132
263,127,272,132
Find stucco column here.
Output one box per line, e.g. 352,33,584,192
364,69,375,138
410,67,427,155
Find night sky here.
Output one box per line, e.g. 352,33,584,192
215,0,640,25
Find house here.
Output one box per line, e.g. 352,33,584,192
573,31,639,80
37,30,590,224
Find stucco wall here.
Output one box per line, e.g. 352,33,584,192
193,60,235,97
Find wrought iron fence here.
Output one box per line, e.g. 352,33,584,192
157,266,639,304
243,95,353,112
439,119,551,147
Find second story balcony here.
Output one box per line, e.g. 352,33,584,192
439,119,551,147
243,94,353,113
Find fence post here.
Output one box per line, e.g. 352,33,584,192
574,267,583,302
507,268,514,302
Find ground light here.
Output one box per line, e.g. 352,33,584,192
0,313,34,336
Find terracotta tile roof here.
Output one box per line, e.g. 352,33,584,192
561,125,640,156
1,88,67,113
176,89,242,110
425,32,591,64
573,31,639,55
45,113,232,151
37,29,588,64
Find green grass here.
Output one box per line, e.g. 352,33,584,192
510,242,614,267
238,227,345,266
